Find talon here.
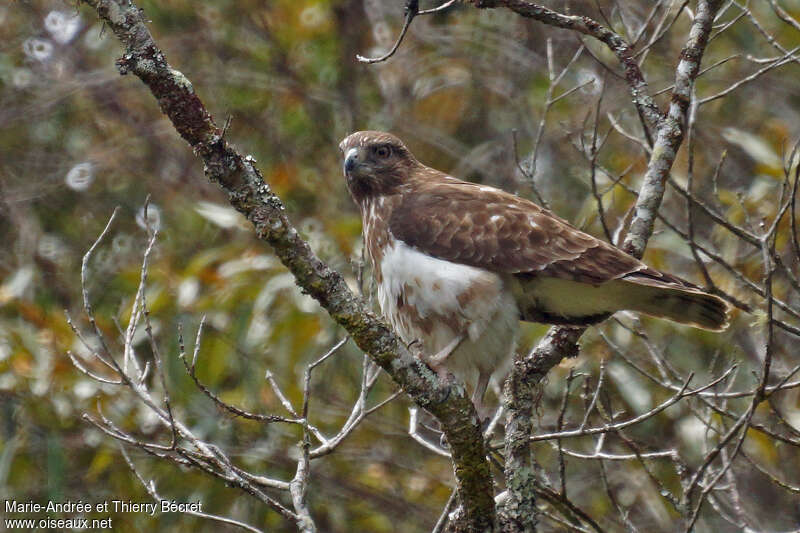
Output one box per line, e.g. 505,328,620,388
407,338,424,358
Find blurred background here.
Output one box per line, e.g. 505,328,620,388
2,1,800,531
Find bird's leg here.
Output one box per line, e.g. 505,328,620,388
472,371,491,424
425,335,465,387
472,371,490,411
427,335,464,367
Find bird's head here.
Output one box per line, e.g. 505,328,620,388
339,131,419,201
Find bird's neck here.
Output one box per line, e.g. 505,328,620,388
360,195,401,284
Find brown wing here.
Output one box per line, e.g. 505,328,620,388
389,177,647,285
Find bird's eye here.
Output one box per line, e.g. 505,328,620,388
374,145,391,158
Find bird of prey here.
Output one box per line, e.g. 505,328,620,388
339,130,729,403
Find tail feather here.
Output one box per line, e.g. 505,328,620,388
625,276,730,331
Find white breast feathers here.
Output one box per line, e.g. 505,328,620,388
376,236,519,387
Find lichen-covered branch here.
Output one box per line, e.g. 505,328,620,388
78,0,494,530
498,328,582,531
621,0,723,257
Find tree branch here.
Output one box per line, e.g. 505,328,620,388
472,0,664,131
78,0,494,530
622,0,723,257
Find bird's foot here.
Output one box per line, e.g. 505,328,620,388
406,338,423,357
471,401,492,432
431,365,455,387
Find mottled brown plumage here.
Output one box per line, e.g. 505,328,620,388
340,130,729,402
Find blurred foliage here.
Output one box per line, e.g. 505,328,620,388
2,1,800,531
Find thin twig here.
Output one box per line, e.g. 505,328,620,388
120,446,265,533
357,0,419,64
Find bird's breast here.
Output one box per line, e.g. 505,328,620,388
375,236,512,353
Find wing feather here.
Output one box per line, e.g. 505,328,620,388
389,178,646,284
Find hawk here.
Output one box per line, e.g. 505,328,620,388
340,130,729,403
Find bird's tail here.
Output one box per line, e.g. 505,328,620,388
625,276,730,331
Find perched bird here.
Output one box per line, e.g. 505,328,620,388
340,130,729,403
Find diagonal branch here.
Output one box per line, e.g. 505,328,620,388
78,0,494,530
622,0,723,257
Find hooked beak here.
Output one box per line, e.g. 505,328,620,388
343,147,362,175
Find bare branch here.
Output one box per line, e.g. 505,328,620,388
120,447,265,533
473,0,664,130
408,407,451,458
526,373,694,443
66,350,123,385
357,0,419,64
698,45,800,105
178,328,299,424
